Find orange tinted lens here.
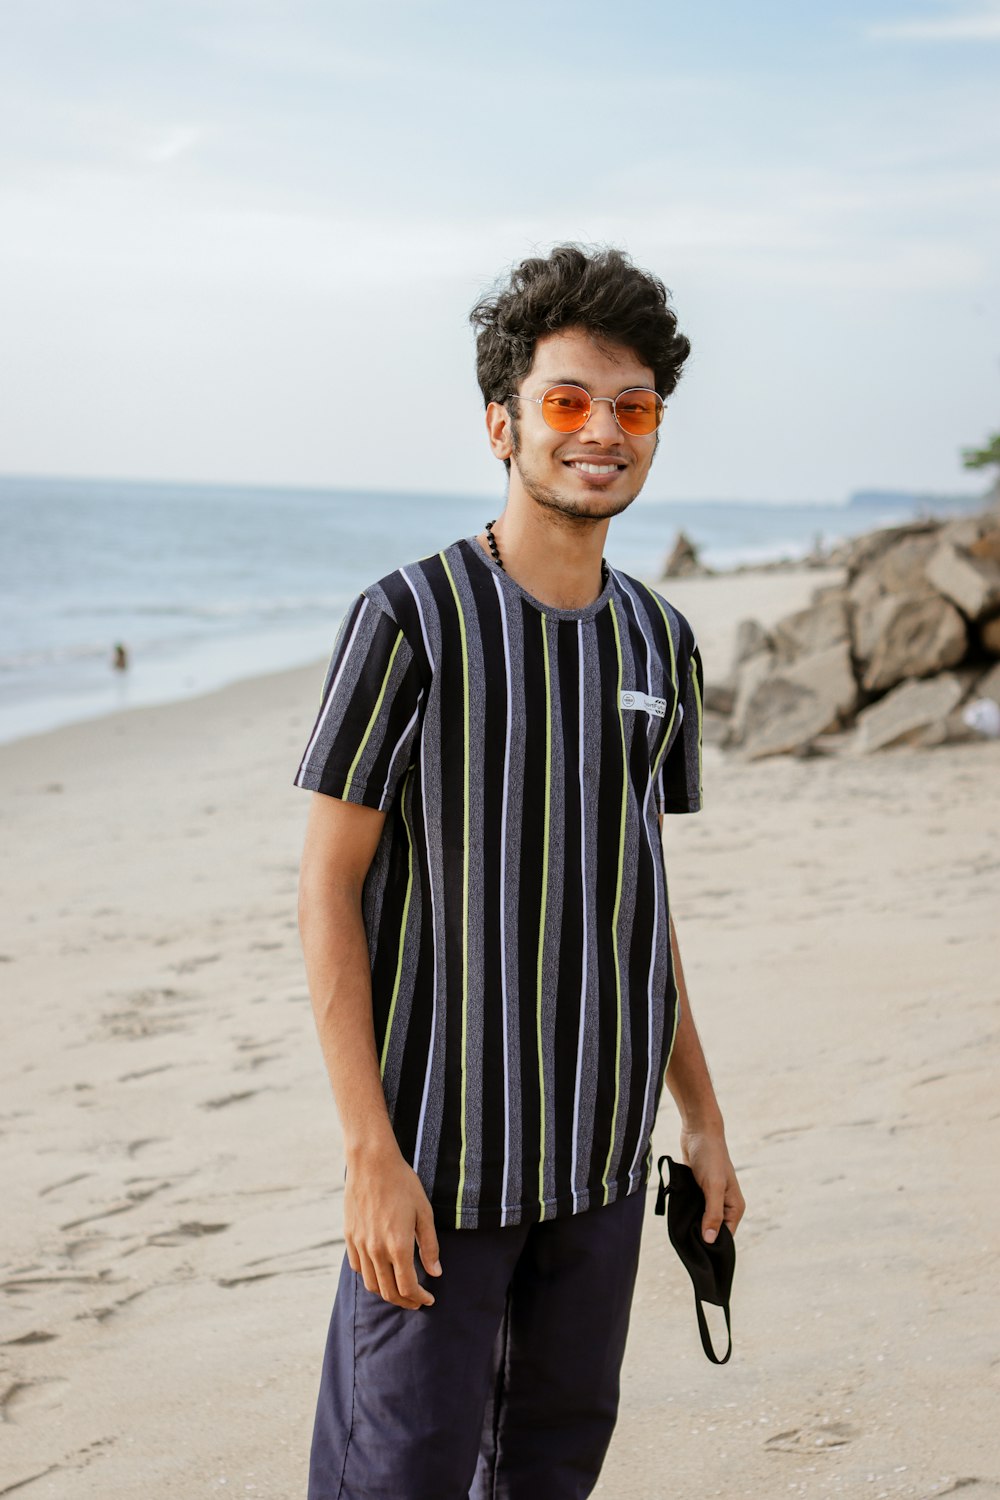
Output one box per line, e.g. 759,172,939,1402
614,390,663,435
540,385,591,431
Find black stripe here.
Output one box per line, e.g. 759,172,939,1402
427,554,467,1209
552,621,584,1202
386,770,435,1164
470,562,508,1217
515,598,546,1213
588,606,624,1200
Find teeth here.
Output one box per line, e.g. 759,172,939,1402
572,462,621,475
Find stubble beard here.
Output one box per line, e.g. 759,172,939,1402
510,433,647,526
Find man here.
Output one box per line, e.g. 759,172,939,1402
294,244,744,1500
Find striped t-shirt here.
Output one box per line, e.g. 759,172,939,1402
294,536,704,1230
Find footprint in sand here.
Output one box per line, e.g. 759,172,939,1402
0,1377,69,1422
39,1172,93,1197
765,1419,856,1452
169,952,222,975
59,1181,172,1231
925,1485,1000,1499
99,987,193,1041
200,1089,259,1110
118,1064,175,1083
145,1222,229,1247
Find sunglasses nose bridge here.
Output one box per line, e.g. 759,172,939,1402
577,394,622,438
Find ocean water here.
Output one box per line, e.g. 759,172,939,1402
0,473,984,746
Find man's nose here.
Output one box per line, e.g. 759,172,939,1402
579,397,621,443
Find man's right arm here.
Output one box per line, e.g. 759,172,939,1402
297,791,442,1310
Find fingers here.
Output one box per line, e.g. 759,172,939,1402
343,1166,441,1310
351,1237,434,1310
701,1183,725,1244
702,1177,746,1242
389,1241,435,1310
415,1201,442,1280
724,1181,747,1236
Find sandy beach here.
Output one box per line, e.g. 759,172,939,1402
2,563,998,1500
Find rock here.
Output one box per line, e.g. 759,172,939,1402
853,672,966,753
703,682,735,715
853,592,967,693
725,649,777,746
731,618,771,672
979,615,1000,655
662,530,711,578
975,661,1000,706
741,643,859,760
847,532,940,610
823,539,855,567
925,541,1000,621
969,527,1000,565
810,583,850,607
701,710,730,748
843,520,941,581
771,596,851,664
918,708,984,747
941,513,995,549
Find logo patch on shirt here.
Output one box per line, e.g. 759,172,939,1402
620,689,667,718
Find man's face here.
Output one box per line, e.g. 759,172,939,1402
494,327,660,523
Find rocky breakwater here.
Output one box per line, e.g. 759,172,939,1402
710,509,1000,757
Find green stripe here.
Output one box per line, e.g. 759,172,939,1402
440,553,471,1228
663,918,683,1082
536,613,553,1219
690,651,704,804
379,765,415,1077
601,601,628,1203
639,584,681,779
341,630,404,799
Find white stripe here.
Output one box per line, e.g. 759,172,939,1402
615,574,665,1189
401,567,435,671
492,574,514,1225
296,596,370,782
379,692,423,811
399,568,438,1172
570,619,588,1212
410,570,440,1175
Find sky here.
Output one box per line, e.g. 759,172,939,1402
1,0,998,504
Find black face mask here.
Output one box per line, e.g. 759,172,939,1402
654,1155,736,1365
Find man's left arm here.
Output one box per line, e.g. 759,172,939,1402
661,816,746,1243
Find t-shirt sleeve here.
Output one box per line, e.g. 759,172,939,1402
655,633,704,815
293,593,425,811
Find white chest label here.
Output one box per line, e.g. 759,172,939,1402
620,690,667,719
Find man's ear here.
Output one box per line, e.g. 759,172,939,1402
485,401,513,462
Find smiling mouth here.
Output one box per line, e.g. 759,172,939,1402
565,461,626,475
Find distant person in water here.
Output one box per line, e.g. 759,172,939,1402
112,643,128,672
293,243,745,1499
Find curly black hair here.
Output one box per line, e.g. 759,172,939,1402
469,244,691,414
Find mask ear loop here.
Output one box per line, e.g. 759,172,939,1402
655,1155,733,1365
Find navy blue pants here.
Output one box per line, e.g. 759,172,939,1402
307,1187,647,1499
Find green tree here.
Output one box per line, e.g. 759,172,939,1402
962,432,1000,471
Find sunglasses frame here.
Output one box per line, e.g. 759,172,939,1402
504,383,665,436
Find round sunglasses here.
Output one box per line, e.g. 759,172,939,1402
505,383,665,437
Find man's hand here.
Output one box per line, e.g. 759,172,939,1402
680,1124,745,1244
344,1142,443,1311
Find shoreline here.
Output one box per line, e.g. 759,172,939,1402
1,561,845,753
